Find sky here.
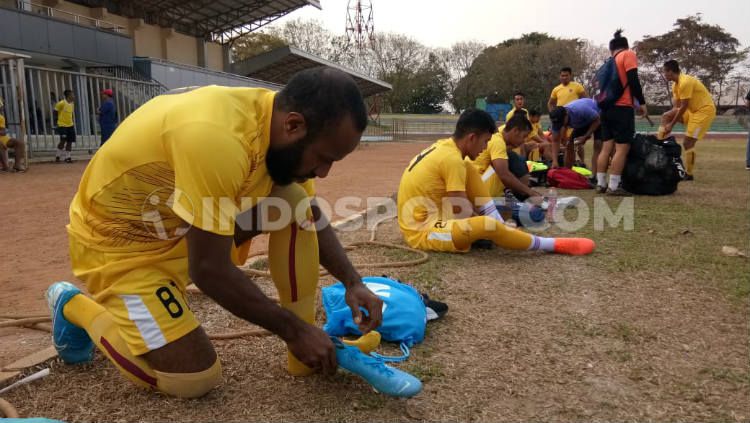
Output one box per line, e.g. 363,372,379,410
275,0,750,49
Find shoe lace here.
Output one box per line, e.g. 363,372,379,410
359,353,394,376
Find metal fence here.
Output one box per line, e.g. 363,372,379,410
0,63,164,155
362,114,750,142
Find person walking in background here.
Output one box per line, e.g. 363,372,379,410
595,30,648,195
55,89,76,163
97,89,117,145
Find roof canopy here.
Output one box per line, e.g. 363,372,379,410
67,0,320,43
230,46,392,97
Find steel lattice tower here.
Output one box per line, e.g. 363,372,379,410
345,0,375,55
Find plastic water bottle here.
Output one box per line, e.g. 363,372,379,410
546,188,558,223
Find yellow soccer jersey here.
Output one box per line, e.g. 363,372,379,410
673,73,715,114
505,107,528,122
68,86,283,253
398,139,467,238
55,100,75,127
525,121,542,142
550,82,585,107
0,114,9,146
472,128,508,175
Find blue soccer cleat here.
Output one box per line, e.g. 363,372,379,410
332,337,422,398
46,281,94,364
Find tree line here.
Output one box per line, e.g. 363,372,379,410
233,15,748,114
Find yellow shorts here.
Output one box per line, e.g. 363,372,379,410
68,236,216,356
402,219,468,253
479,166,505,198
683,110,715,141
0,135,9,147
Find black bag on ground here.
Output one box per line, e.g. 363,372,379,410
622,134,685,195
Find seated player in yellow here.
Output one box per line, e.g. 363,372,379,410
657,59,716,181
0,98,27,172
397,108,595,255
45,68,387,399
548,67,588,166
515,109,552,162
505,91,528,122
474,113,544,202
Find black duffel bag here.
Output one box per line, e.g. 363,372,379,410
622,134,685,195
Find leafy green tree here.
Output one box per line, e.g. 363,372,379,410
635,14,748,106
455,34,584,112
231,32,286,62
382,53,449,113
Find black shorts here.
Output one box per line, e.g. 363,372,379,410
601,106,634,144
507,150,528,178
57,126,76,143
571,125,602,142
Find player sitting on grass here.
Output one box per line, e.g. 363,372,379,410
473,112,543,202
397,108,595,255
45,68,423,399
0,98,27,172
549,98,602,175
657,59,716,181
518,109,551,162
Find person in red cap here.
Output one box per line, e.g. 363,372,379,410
97,89,117,145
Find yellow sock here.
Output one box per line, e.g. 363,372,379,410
267,183,321,377
279,298,317,376
451,216,533,251
685,148,695,175
63,294,158,389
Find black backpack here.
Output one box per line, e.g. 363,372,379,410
622,134,685,195
591,50,628,110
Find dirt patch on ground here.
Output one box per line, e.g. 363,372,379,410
1,139,748,421
3,217,749,421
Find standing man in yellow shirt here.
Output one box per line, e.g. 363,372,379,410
397,108,595,255
505,91,528,122
0,98,27,172
45,68,389,399
657,59,716,181
548,67,588,166
548,67,587,111
55,89,76,163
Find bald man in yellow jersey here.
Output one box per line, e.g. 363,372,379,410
548,67,588,166
397,108,595,255
658,59,716,181
45,68,385,398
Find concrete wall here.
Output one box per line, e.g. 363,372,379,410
49,0,224,68
0,6,133,66
205,42,224,71
163,29,198,66
131,21,162,58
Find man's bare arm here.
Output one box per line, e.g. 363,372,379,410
492,158,540,199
